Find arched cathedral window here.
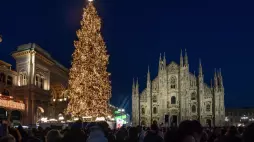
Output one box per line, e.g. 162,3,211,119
206,104,211,112
191,92,197,100
153,107,157,114
171,96,176,104
192,105,196,113
170,76,177,89
152,95,157,103
141,108,145,115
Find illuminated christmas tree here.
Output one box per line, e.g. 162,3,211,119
66,0,111,119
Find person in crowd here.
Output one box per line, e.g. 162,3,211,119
46,129,62,142
8,127,21,142
126,127,138,142
217,126,241,142
86,125,108,142
208,127,221,142
164,128,177,142
115,127,128,142
177,120,203,142
242,123,254,142
62,120,86,142
237,126,244,137
137,126,145,142
17,125,28,142
0,135,15,142
143,122,163,142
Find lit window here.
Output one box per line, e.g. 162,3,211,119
19,72,27,86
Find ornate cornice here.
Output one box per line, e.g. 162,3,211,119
36,53,54,66
12,50,35,59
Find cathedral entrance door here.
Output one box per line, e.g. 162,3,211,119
171,115,177,127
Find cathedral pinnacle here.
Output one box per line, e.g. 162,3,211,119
180,49,183,67
214,68,218,88
184,49,188,66
147,66,151,81
136,78,139,94
199,59,203,76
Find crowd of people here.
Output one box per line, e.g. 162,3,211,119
0,120,254,142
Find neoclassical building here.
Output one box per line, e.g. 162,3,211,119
0,43,69,125
132,50,225,127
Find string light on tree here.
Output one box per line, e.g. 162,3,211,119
65,0,112,119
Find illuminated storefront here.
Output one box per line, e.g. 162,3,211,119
0,94,25,122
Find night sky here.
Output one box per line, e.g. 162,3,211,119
0,0,254,114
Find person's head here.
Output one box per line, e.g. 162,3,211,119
243,123,254,142
227,126,238,136
128,127,138,139
178,120,203,142
214,127,221,136
0,135,15,142
238,126,244,135
46,129,62,142
150,123,159,131
137,125,142,133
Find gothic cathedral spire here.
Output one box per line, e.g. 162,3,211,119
218,68,224,88
184,49,188,66
214,69,218,89
136,78,139,95
147,66,151,82
132,78,136,95
180,49,184,67
199,59,203,76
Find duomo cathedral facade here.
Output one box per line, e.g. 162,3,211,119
132,50,225,127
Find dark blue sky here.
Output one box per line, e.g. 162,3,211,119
0,0,254,113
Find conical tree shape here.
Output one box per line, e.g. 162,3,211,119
66,1,111,119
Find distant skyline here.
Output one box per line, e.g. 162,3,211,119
1,0,254,114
